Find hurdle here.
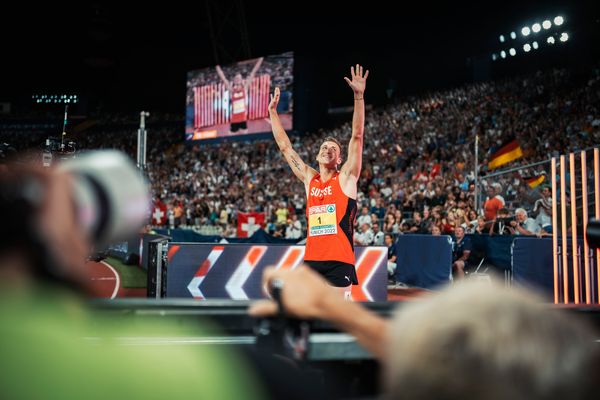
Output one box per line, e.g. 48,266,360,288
552,148,600,304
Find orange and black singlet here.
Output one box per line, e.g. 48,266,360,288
305,171,358,285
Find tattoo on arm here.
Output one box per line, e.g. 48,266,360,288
290,157,302,171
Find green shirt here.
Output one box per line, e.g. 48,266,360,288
0,286,264,400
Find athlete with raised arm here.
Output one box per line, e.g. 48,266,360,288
216,57,264,134
268,64,368,298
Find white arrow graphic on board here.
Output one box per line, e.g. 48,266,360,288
225,246,268,299
187,246,225,299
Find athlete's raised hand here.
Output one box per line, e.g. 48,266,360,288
268,87,280,113
344,64,369,96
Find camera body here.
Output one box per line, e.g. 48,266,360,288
491,216,514,235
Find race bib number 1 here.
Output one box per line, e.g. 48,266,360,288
308,204,337,236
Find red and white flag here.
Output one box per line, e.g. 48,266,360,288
152,199,167,225
237,212,265,238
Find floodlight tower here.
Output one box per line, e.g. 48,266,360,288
137,111,150,171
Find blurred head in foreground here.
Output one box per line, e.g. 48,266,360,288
386,280,599,400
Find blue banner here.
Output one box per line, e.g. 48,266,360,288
165,244,388,301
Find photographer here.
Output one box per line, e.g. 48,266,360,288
489,208,514,235
510,208,542,236
250,266,599,400
0,152,264,400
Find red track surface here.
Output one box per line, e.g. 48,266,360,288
86,261,146,298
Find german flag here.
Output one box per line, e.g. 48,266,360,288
524,174,545,188
487,138,523,170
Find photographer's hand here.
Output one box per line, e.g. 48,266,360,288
249,265,390,360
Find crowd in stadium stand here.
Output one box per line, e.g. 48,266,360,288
1,65,599,240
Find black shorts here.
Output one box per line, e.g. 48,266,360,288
304,260,358,287
230,121,247,132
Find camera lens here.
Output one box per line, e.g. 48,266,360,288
58,150,150,246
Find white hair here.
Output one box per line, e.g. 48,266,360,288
515,208,527,217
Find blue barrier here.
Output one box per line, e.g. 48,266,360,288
468,234,513,272
395,234,453,289
511,237,554,298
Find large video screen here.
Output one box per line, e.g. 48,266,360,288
185,51,293,141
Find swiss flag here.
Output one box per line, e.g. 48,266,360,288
237,212,265,238
152,199,168,225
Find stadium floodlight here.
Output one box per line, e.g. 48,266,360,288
492,53,498,61
547,36,555,44
509,48,516,56
532,23,541,33
542,20,551,29
499,35,505,43
560,32,569,42
554,16,564,26
532,41,539,49
500,50,507,58
521,26,531,36
510,31,516,39
523,43,531,52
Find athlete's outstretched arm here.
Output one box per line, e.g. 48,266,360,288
249,265,390,360
269,87,316,185
340,65,369,192
247,57,264,83
215,65,230,88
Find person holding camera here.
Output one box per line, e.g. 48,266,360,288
250,265,599,400
510,208,542,236
489,208,514,235
0,152,265,400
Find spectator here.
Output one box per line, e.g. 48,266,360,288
384,233,397,284
370,197,386,220
452,225,472,279
483,183,504,227
511,208,542,236
275,201,289,224
490,208,513,235
285,214,302,240
473,216,488,234
372,222,385,245
354,223,374,246
383,213,399,234
533,185,553,234
357,206,372,228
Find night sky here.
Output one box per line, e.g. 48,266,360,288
2,1,599,114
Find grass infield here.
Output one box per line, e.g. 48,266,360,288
104,257,147,288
